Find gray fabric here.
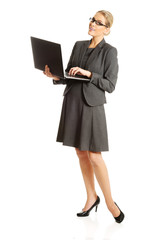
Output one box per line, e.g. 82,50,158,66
53,38,118,107
53,38,118,152
56,81,109,152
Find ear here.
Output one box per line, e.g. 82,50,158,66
104,28,110,36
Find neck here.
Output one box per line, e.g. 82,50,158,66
90,36,104,48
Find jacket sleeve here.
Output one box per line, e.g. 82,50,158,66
90,47,118,93
52,42,77,85
52,78,67,85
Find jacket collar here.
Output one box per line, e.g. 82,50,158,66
87,38,106,48
79,38,106,68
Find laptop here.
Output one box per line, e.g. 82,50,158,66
30,36,90,81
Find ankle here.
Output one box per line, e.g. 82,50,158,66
87,193,97,201
106,201,120,217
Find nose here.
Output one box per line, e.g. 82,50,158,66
90,21,96,27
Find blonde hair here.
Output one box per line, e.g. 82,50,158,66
97,10,114,35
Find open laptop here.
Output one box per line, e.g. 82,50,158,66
30,36,90,81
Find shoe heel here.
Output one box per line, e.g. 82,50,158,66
95,205,98,212
77,196,100,217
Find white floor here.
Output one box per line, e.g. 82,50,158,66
1,146,160,240
1,195,159,240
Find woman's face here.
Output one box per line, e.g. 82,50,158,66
88,13,109,38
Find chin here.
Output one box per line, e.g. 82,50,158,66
88,30,94,37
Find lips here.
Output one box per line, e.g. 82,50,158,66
89,27,95,31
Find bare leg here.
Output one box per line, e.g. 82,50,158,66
75,148,97,211
88,151,120,218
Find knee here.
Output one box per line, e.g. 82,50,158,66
88,152,101,167
75,148,88,160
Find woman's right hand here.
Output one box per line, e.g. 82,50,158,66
43,65,60,81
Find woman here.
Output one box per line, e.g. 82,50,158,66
44,10,125,223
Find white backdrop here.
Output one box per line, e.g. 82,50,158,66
0,0,160,239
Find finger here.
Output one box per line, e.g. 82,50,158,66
68,68,73,75
46,65,49,72
69,67,75,75
44,66,52,77
44,65,48,75
73,68,83,75
69,68,74,75
72,69,78,75
76,71,83,75
72,67,80,75
45,65,48,72
69,69,74,75
74,70,82,75
69,67,78,75
46,67,51,75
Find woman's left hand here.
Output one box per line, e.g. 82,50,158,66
69,67,92,78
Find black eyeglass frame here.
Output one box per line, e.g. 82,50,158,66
89,17,108,28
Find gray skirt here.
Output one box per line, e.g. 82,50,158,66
56,81,109,152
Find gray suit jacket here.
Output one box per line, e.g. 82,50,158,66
53,38,118,106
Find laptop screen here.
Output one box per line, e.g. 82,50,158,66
31,36,64,78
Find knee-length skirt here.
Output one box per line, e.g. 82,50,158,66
56,81,109,152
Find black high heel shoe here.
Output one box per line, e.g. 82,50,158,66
114,202,125,223
77,196,100,217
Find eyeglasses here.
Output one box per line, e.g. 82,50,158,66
89,17,108,28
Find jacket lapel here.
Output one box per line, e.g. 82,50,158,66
78,40,91,67
85,38,106,69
